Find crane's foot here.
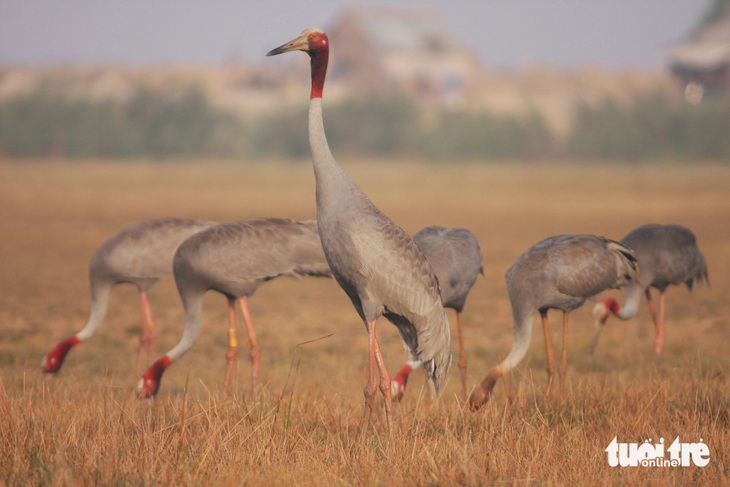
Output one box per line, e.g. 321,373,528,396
379,378,393,431
654,338,663,356
249,345,260,396
224,347,239,389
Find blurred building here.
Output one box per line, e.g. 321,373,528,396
327,6,481,106
667,8,730,102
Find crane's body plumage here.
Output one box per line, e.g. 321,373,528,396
137,218,332,397
89,218,217,295
267,29,451,424
469,234,638,410
509,235,637,317
42,217,217,374
174,218,331,301
392,226,483,399
413,226,483,312
592,224,708,356
621,224,708,295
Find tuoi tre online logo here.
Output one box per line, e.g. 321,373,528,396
605,437,710,467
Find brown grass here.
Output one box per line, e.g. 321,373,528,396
1,159,729,485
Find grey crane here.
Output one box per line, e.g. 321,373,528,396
267,29,451,427
391,226,483,400
41,218,217,376
591,224,708,357
136,218,332,398
468,234,638,411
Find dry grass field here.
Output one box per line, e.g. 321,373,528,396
0,159,728,485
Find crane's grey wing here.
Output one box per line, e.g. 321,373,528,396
550,235,637,298
92,217,217,285
189,219,329,285
414,226,483,309
623,224,708,290
350,212,449,369
352,215,442,317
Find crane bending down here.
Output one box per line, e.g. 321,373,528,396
591,224,708,356
469,234,638,411
41,218,217,376
267,29,451,428
137,218,332,398
391,226,483,400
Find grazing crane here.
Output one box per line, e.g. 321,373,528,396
591,224,708,356
468,234,638,411
391,226,483,400
41,218,217,376
267,29,451,427
137,218,332,398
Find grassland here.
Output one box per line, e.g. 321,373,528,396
1,159,728,485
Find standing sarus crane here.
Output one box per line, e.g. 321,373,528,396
468,234,638,411
41,218,217,376
137,218,332,398
391,226,483,400
591,224,708,357
266,29,451,427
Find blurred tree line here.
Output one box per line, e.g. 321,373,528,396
1,83,729,162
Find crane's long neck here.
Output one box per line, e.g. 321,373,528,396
308,52,361,220
308,98,337,175
164,290,205,362
76,280,113,340
615,283,643,320
497,305,534,375
309,47,328,100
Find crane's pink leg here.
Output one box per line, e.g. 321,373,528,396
643,289,663,355
456,310,468,397
238,297,260,396
654,291,666,356
224,297,239,389
559,312,569,394
136,291,158,376
362,321,378,428
372,328,393,431
541,312,555,397
361,320,392,431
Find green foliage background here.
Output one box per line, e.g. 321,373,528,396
2,83,729,161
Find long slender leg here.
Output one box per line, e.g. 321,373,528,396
238,297,260,395
371,323,392,432
224,297,239,389
644,288,657,323
559,312,569,394
456,311,468,397
541,311,555,396
654,291,666,356
361,320,379,429
644,289,662,355
136,291,157,376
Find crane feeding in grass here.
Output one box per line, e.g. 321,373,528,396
41,218,217,376
137,218,332,398
469,234,638,411
591,223,708,357
391,226,483,400
266,29,451,428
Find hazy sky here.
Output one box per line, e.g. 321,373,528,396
0,1,711,69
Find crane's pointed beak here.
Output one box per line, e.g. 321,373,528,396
266,34,309,56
